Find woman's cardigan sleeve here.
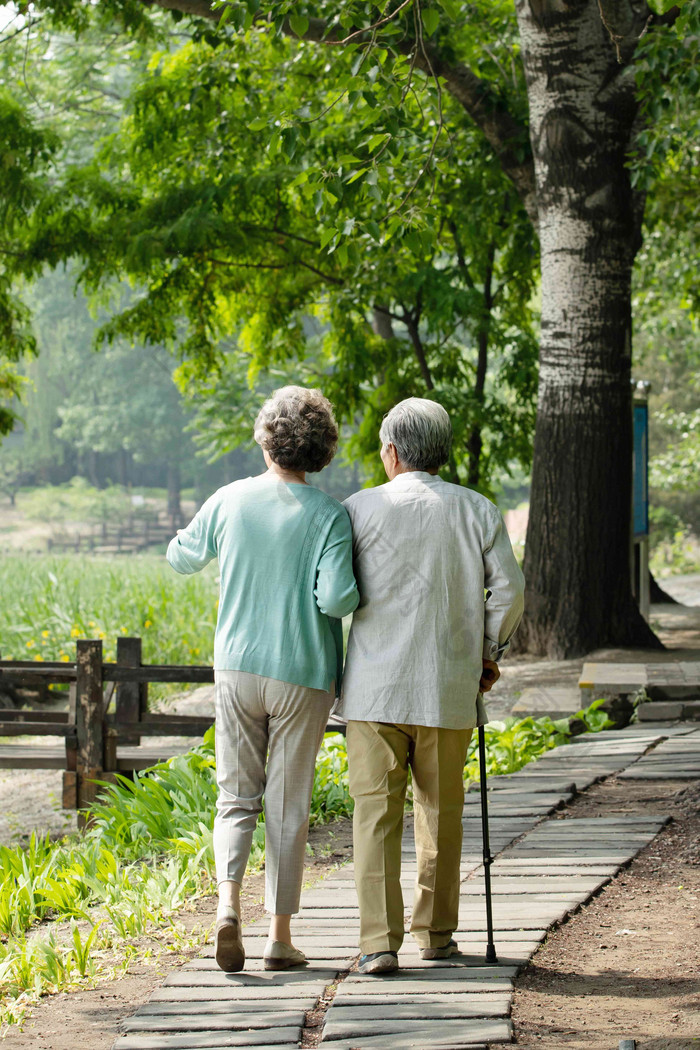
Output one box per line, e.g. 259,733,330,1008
314,507,359,619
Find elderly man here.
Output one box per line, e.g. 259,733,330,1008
338,397,524,975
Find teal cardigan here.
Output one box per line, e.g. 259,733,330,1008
166,475,359,692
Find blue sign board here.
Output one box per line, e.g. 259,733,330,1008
633,403,649,538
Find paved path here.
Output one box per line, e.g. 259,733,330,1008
113,725,699,1050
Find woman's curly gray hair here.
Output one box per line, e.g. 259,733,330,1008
254,386,338,473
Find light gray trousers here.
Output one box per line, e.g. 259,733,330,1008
213,669,334,915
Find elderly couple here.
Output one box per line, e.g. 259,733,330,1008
167,386,524,976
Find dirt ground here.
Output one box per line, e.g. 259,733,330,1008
507,777,700,1050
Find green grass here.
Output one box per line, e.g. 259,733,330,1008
0,553,218,672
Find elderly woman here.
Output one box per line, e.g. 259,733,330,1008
167,386,359,973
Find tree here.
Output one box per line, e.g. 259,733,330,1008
3,0,697,655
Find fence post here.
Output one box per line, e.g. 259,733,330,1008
62,683,79,808
75,638,103,823
116,636,144,745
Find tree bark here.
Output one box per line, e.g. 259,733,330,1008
467,241,495,487
513,0,662,657
167,461,182,527
649,571,679,605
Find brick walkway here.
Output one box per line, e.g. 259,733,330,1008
113,724,699,1050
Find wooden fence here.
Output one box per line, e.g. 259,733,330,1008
46,512,179,555
0,637,215,818
0,637,346,822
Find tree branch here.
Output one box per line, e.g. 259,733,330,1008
402,302,434,390
597,0,680,63
448,220,475,289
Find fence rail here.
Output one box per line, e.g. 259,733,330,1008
45,511,181,555
0,636,345,823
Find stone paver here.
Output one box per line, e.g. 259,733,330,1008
113,724,695,1050
618,728,700,778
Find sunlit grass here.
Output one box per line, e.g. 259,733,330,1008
0,553,218,674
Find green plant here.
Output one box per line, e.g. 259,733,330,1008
66,921,102,979
310,733,354,825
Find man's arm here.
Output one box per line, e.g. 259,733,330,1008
483,514,525,661
166,494,218,575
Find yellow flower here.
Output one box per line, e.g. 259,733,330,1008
88,621,96,628
34,654,44,662
41,630,50,639
70,627,81,638
144,620,152,629
26,640,35,648
60,654,70,663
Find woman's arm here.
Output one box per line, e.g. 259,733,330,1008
314,507,360,618
166,494,218,575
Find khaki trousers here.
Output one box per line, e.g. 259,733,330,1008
213,669,334,915
347,720,472,955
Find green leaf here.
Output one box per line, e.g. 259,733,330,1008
281,127,298,158
289,13,309,37
366,132,390,153
421,8,440,36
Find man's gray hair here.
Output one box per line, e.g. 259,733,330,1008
379,397,452,471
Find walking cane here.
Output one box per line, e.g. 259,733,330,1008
477,721,498,964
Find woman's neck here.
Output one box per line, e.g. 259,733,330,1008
265,463,307,485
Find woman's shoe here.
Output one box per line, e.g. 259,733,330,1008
214,910,245,972
263,940,307,971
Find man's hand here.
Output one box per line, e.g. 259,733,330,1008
480,658,500,693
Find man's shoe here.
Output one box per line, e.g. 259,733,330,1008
263,941,307,971
214,912,245,972
358,950,399,975
420,938,459,960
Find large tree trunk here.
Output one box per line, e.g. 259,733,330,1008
514,0,662,657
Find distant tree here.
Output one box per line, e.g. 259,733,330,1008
15,269,199,520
